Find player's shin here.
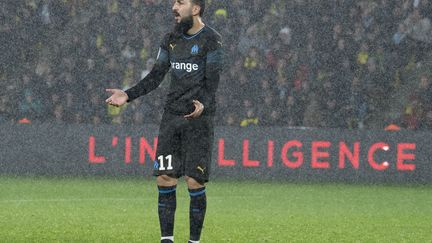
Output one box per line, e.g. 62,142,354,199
188,187,207,242
158,185,177,241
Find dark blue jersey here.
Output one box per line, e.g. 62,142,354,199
125,25,223,116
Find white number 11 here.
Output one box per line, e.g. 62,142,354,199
158,155,173,171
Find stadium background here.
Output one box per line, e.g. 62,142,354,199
0,0,430,182
2,0,432,129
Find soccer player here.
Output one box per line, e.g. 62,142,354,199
105,0,223,242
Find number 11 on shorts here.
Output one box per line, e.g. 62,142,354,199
158,155,173,171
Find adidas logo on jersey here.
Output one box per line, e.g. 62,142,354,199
170,61,199,73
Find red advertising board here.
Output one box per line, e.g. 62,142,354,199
0,124,430,183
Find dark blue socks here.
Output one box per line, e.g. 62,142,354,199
158,185,177,241
189,187,207,242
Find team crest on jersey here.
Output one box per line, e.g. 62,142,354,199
191,44,199,55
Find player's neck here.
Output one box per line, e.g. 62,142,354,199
187,17,205,36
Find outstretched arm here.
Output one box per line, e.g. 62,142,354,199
124,56,170,102
105,60,169,106
105,34,171,106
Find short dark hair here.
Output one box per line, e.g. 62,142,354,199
191,0,205,16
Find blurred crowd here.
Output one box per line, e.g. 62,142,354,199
1,0,432,130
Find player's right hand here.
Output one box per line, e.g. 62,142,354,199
105,89,128,107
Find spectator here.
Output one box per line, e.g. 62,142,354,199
346,76,368,129
2,0,432,130
18,82,44,122
0,95,11,123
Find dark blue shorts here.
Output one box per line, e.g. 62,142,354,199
153,111,214,184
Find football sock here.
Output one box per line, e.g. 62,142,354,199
189,187,207,241
158,185,177,239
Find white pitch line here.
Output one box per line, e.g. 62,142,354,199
0,198,152,203
0,195,264,203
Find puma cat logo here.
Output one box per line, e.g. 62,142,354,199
197,166,205,174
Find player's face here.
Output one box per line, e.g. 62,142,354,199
172,0,194,24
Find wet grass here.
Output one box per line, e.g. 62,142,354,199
0,176,431,242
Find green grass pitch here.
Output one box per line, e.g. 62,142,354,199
0,177,431,242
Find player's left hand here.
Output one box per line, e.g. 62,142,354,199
184,100,204,119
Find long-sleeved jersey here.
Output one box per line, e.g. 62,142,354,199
125,25,223,116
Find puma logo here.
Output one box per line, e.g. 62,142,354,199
169,43,176,50
197,166,205,174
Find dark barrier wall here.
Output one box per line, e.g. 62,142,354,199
1,124,431,184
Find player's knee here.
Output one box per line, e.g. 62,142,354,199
185,176,205,189
156,175,177,187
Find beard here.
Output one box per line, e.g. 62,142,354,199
172,14,194,38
